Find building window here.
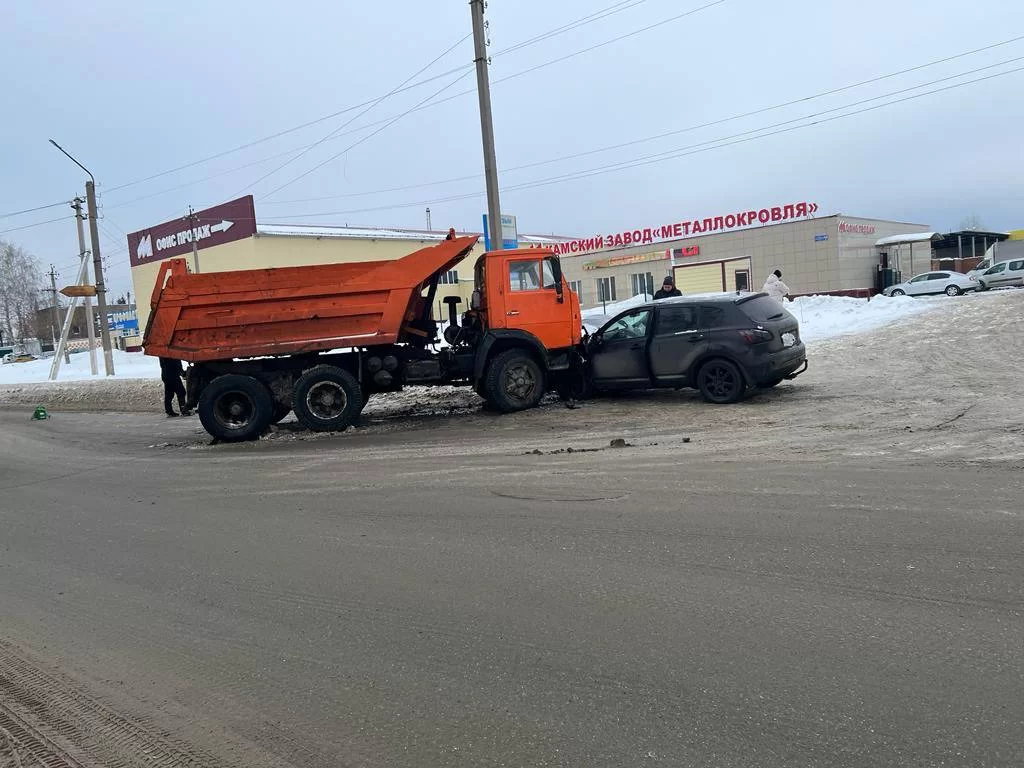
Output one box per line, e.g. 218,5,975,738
568,280,583,301
630,272,654,298
596,276,617,303
734,270,750,292
437,269,459,285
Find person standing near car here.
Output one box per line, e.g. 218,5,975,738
762,269,791,302
160,357,190,417
654,275,682,299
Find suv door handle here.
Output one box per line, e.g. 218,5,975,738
688,334,705,342
629,343,643,350
506,310,520,316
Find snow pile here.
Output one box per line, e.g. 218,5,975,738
788,294,932,343
580,292,933,342
0,349,160,384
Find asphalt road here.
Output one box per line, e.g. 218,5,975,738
1,405,1022,767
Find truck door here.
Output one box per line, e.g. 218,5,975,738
501,256,576,349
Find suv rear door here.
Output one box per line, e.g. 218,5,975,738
649,303,707,385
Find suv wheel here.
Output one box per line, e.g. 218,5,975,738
697,359,745,404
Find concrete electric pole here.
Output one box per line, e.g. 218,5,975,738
49,139,115,375
47,265,70,363
72,197,99,375
469,0,503,251
186,205,201,273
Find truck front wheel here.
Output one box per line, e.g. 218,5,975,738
484,349,544,413
198,374,274,442
293,365,364,431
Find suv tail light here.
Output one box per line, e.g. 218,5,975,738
738,328,773,344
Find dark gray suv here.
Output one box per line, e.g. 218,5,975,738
584,294,807,403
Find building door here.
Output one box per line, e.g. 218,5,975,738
734,270,750,292
674,262,725,294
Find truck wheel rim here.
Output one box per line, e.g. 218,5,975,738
505,363,537,403
306,381,347,420
214,391,255,430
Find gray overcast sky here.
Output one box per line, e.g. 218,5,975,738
3,0,1023,298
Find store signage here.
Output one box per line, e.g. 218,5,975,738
838,221,876,235
127,195,257,267
583,249,667,271
672,245,701,258
482,213,518,250
107,309,139,336
543,201,820,257
814,233,829,242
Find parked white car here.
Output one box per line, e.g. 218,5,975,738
975,259,1024,291
883,270,977,297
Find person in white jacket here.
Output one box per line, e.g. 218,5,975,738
762,269,791,302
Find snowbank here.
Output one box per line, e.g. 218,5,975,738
788,294,932,342
0,349,160,384
581,292,933,343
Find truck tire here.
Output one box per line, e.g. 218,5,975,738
293,365,364,431
697,359,745,404
484,349,544,413
198,374,274,442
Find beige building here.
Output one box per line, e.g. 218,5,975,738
557,214,933,309
129,223,566,345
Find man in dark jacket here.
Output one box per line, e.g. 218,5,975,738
159,357,190,417
653,275,682,299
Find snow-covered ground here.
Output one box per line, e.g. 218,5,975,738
0,291,980,385
581,291,935,343
0,348,159,384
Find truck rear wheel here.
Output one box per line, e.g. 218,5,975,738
293,365,364,432
484,349,544,413
198,374,274,442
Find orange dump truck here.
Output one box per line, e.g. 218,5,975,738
144,236,582,440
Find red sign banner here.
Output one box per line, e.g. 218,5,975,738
543,201,820,257
127,196,257,268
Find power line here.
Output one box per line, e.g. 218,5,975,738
237,32,473,196
258,63,1024,221
101,0,715,198
262,44,1024,208
0,215,70,236
0,200,70,220
260,69,476,200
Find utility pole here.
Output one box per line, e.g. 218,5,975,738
186,205,201,273
47,265,70,363
72,197,98,375
49,139,115,375
85,181,115,375
469,0,503,251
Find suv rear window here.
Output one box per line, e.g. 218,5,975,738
738,296,787,322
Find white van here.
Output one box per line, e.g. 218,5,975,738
976,259,1024,290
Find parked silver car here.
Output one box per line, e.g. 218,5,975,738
975,259,1024,291
882,270,977,297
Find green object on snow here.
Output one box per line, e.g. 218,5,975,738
31,405,50,420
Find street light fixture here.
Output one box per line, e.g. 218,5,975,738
49,139,115,375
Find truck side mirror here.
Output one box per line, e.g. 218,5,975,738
548,257,564,303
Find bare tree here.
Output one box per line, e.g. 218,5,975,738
0,239,45,343
958,215,985,231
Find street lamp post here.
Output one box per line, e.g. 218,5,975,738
49,139,115,375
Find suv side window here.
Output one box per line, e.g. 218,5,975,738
654,305,699,335
1009,260,1024,271
601,309,652,342
699,306,727,328
986,263,1006,274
